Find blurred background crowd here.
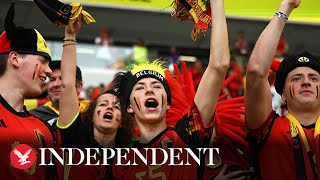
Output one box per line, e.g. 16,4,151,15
1,0,316,117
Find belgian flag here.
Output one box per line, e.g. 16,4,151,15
33,0,95,27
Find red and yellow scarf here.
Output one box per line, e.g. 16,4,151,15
287,113,320,179
172,0,212,41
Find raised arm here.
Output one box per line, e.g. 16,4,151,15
58,18,82,127
245,0,300,128
195,0,230,127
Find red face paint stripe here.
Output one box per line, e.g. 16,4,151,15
36,64,42,79
32,64,38,80
290,85,294,99
33,64,41,80
292,85,295,95
134,97,141,111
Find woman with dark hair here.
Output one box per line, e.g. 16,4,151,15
80,89,134,148
55,17,134,180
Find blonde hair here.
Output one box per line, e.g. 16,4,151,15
130,59,167,77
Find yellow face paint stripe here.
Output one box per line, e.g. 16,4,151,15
33,64,41,80
134,97,141,111
290,85,295,99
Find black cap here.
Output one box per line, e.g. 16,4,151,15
0,2,51,61
49,60,82,81
34,0,71,27
275,51,320,95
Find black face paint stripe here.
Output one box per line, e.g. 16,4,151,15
290,85,293,99
33,64,39,80
134,97,140,111
162,94,164,106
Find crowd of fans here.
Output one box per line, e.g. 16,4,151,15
2,0,319,179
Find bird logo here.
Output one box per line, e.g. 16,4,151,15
10,144,36,170
14,148,32,165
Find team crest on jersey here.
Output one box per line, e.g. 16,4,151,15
0,119,6,127
34,129,46,148
159,136,174,151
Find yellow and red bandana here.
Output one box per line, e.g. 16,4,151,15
34,0,95,27
172,0,212,41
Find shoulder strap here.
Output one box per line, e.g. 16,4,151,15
247,112,277,180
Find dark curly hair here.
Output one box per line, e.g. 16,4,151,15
81,90,134,148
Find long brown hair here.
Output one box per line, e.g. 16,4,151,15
81,90,134,148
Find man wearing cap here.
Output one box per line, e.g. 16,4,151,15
109,0,231,179
30,60,89,126
245,0,320,179
0,2,55,179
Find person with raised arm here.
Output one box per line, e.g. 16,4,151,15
245,0,320,179
108,0,233,178
55,12,134,180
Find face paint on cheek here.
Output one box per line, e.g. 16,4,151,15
289,85,295,99
317,85,320,99
162,94,164,106
32,64,42,80
115,117,121,125
97,110,101,116
134,97,141,111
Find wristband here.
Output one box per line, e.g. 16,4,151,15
63,42,77,47
274,11,288,22
63,38,77,42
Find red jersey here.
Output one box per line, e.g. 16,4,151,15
247,112,316,180
54,148,106,180
0,95,54,179
111,104,212,180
